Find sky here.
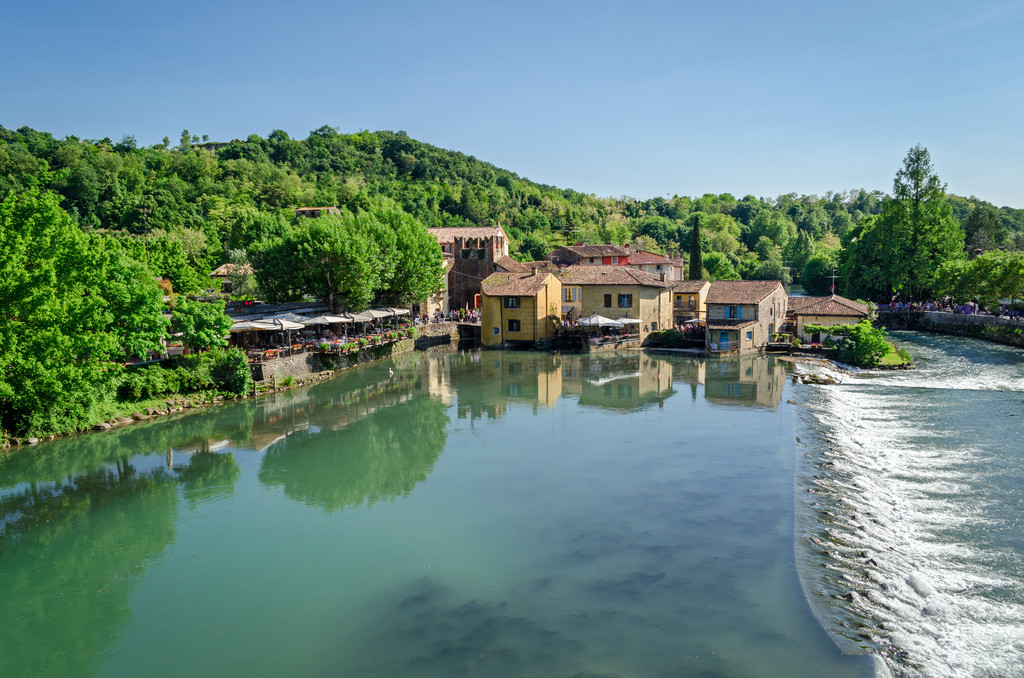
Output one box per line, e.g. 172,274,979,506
4,0,1023,208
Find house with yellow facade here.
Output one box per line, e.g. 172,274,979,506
672,280,710,324
787,295,869,343
557,265,673,342
480,269,561,348
705,280,788,355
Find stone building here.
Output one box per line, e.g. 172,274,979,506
428,226,510,310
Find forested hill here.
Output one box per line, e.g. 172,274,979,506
2,124,1022,295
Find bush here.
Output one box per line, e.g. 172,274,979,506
827,321,890,367
207,348,253,395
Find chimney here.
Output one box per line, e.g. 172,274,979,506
660,272,667,282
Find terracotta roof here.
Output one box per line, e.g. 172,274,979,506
211,263,253,277
494,256,530,274
428,226,507,243
557,265,672,288
562,244,629,258
788,294,868,317
706,280,785,305
707,319,757,330
673,280,710,294
627,250,672,265
481,271,553,297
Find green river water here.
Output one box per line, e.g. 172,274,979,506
0,349,873,677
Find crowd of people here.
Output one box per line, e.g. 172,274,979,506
414,309,480,324
880,299,1024,321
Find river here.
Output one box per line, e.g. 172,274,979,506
1,337,1018,676
794,332,1024,677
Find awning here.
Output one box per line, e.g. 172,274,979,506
578,314,621,327
301,315,352,325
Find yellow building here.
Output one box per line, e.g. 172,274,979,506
557,266,673,342
480,270,561,348
787,295,869,342
672,280,710,323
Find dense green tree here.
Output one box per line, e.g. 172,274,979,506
170,298,232,353
963,204,1006,253
801,250,841,296
688,214,703,280
0,190,166,437
841,146,964,301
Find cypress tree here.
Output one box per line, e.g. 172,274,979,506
688,215,703,280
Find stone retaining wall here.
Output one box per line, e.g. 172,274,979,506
918,311,1024,347
414,322,461,349
254,339,415,384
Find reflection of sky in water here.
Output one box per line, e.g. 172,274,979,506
0,351,870,678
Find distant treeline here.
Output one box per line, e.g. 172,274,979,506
3,124,1021,298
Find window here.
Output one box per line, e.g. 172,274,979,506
508,319,521,332
492,327,500,334
610,256,618,264
727,305,742,319
564,287,579,302
746,331,753,341
688,295,695,309
651,321,658,331
504,297,520,309
618,294,632,308
604,293,612,307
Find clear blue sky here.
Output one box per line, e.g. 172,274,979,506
4,0,1022,207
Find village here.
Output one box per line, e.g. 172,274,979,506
220,213,871,375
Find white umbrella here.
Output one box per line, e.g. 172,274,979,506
578,314,621,327
364,309,395,319
614,317,642,325
385,307,410,316
302,315,352,325
341,311,374,323
229,321,262,332
259,318,303,330
265,312,308,323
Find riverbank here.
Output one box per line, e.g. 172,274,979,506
3,325,465,450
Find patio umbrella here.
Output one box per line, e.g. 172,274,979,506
614,318,642,326
341,311,374,323
364,309,395,319
385,307,410,316
578,314,621,327
264,312,309,323
301,315,352,325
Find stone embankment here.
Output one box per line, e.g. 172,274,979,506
878,310,1024,348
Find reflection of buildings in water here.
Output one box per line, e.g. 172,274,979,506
702,356,786,408
458,352,562,421
562,353,674,412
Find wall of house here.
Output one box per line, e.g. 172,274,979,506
795,314,862,341
577,285,670,340
673,289,707,322
480,276,561,347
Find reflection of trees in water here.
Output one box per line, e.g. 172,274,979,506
177,452,242,507
0,460,179,677
258,395,448,512
0,403,256,487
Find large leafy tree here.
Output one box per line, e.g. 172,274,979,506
841,146,964,301
170,298,233,353
250,202,441,312
0,190,168,437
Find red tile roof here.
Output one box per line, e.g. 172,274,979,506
494,256,530,273
557,265,672,287
788,295,868,317
673,280,710,294
211,263,253,277
562,244,629,258
481,271,553,297
627,250,672,265
706,280,785,305
428,226,507,243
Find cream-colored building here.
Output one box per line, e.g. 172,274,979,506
705,280,788,355
672,280,710,323
480,269,561,348
787,295,869,342
557,266,673,342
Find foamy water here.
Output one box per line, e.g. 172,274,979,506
794,333,1024,677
